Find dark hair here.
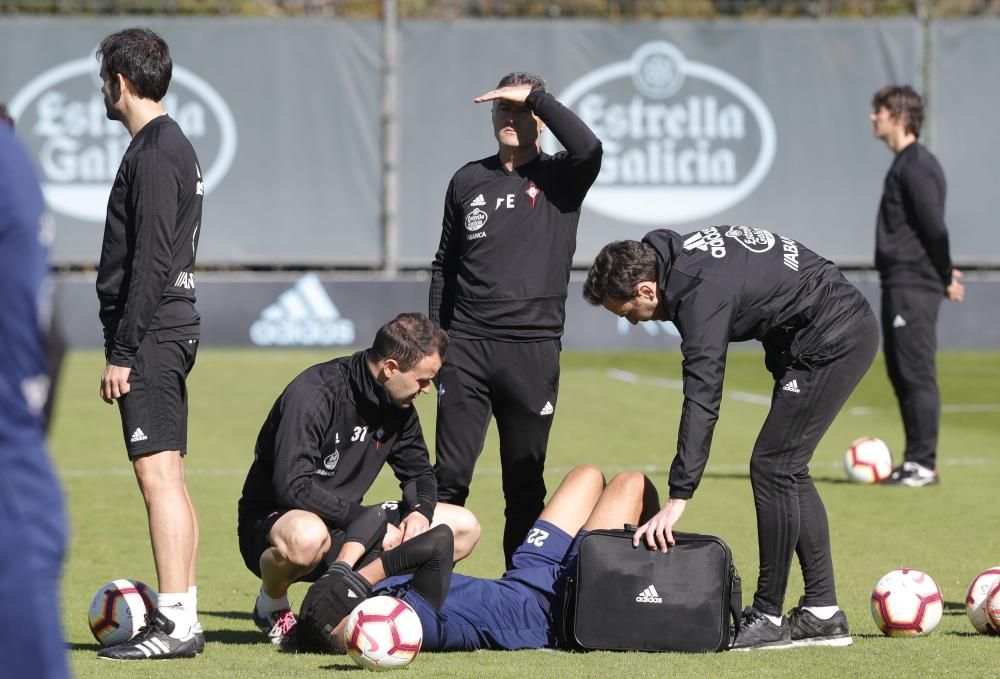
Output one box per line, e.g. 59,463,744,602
0,103,13,128
370,313,448,371
872,85,924,138
96,28,172,101
497,71,547,93
583,240,658,305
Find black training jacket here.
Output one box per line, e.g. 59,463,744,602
97,115,202,367
644,228,870,500
238,350,437,527
875,142,953,294
429,88,603,341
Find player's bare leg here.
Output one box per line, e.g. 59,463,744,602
252,510,330,645
534,464,606,536
98,451,198,660
583,472,660,531
431,502,481,560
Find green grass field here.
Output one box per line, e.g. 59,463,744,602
52,348,1000,677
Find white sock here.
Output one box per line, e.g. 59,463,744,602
256,587,290,617
188,586,201,631
764,613,784,626
803,605,839,620
158,592,194,639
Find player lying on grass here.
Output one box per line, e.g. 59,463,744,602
237,313,480,646
293,464,660,653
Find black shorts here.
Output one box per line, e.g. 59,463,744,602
237,502,405,582
111,332,198,458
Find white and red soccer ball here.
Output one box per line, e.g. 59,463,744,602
965,566,1000,635
87,579,158,647
845,437,893,484
870,568,943,636
343,595,422,671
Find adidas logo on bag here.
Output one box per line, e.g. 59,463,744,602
782,380,800,394
635,585,662,604
249,273,356,347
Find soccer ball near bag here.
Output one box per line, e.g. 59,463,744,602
344,595,422,671
88,579,158,647
965,566,1000,634
870,569,943,636
844,437,893,483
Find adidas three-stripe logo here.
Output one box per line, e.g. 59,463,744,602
636,585,663,603
782,380,800,394
136,636,172,657
249,273,356,347
130,428,148,443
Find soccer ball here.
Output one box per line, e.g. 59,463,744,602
870,569,943,636
986,582,1000,633
88,579,158,647
343,595,422,671
965,566,1000,634
844,437,893,483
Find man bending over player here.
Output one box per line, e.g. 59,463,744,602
237,313,480,646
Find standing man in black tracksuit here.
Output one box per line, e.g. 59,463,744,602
870,85,965,488
585,227,880,651
429,72,602,567
238,314,480,648
94,28,205,661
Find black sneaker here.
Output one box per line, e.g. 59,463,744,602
192,621,205,654
884,462,939,487
97,608,197,660
787,605,853,647
730,606,792,651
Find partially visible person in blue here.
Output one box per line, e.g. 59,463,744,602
0,122,69,677
294,465,659,653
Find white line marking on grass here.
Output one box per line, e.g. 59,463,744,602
607,369,771,406
848,403,1000,416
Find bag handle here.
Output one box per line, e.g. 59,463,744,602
728,565,742,649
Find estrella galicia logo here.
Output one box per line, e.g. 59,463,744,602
544,41,776,225
8,53,237,223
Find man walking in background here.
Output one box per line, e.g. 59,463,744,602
429,73,602,567
870,85,965,487
95,28,205,660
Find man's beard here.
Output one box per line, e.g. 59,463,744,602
104,85,124,122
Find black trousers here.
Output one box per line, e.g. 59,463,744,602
433,337,560,568
751,309,879,616
881,286,943,469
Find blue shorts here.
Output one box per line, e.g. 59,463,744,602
502,519,583,609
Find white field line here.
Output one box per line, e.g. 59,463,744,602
57,458,992,479
607,368,1000,416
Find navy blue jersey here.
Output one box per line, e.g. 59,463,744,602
0,126,52,447
0,124,69,679
373,520,577,651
